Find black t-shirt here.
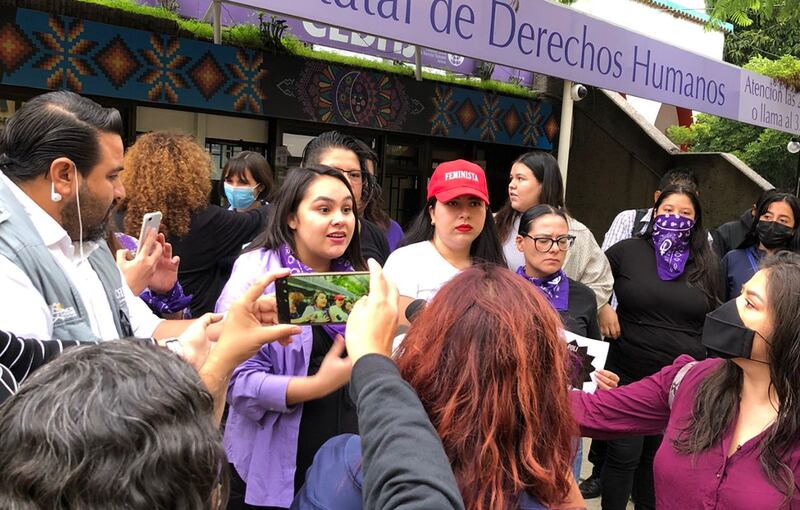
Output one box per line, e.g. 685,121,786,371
360,218,390,266
167,204,268,316
560,279,601,340
606,238,711,381
294,327,358,492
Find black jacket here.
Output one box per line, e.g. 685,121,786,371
711,209,753,258
351,355,464,510
168,205,268,316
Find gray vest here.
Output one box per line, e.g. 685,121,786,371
0,176,132,340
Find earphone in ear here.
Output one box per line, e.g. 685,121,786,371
50,181,62,202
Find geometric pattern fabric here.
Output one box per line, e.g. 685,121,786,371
0,7,554,149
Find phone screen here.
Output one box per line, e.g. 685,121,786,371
275,272,370,325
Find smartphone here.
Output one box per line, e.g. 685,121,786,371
275,272,370,325
137,211,162,252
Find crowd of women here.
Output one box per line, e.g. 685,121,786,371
2,91,800,510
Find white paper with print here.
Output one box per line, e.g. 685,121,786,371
564,331,609,393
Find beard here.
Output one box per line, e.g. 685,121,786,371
61,183,116,243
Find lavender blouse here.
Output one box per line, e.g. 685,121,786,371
216,248,314,508
572,355,800,509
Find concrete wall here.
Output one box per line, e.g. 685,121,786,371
564,88,770,240
672,152,772,227
135,107,269,144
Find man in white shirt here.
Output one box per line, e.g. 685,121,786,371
601,168,699,252
0,91,218,348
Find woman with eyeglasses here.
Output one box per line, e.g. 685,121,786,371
597,184,723,510
495,151,613,318
515,205,599,340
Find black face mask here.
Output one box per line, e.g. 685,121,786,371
756,220,795,250
702,299,757,359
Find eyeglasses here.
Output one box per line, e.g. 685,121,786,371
342,170,366,183
524,234,576,253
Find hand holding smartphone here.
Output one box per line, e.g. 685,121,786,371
275,272,370,325
137,211,162,254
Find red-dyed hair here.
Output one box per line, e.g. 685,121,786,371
395,264,577,509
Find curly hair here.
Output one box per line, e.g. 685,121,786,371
122,131,212,238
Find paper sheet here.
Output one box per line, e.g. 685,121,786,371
564,331,610,393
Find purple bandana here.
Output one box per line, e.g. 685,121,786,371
278,244,353,340
651,214,694,281
516,266,570,312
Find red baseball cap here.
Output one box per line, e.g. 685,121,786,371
427,160,489,205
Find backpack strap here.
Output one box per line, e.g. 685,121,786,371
632,208,650,237
668,361,698,409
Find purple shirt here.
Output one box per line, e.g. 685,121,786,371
216,249,314,507
572,355,800,509
386,219,404,252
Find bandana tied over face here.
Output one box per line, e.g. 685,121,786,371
652,214,694,281
516,266,570,311
278,244,353,340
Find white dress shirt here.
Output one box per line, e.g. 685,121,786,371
601,208,652,251
0,172,162,340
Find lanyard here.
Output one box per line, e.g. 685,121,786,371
745,247,760,274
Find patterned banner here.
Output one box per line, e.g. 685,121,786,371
0,7,555,148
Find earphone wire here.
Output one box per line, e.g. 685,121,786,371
73,164,85,264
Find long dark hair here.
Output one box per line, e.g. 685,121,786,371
399,198,506,266
518,204,568,236
641,184,722,309
247,166,366,270
0,90,123,182
495,151,565,241
301,130,360,168
739,189,800,252
352,137,391,231
674,251,800,504
220,151,275,203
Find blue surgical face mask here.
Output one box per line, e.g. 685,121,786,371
224,183,257,209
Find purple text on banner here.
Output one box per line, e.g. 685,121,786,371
242,0,799,135
143,0,537,86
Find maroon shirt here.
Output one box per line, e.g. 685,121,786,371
572,355,800,509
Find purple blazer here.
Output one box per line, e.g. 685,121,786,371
572,355,800,509
216,248,314,508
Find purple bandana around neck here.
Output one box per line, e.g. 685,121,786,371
651,214,694,281
516,266,570,312
278,244,353,340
